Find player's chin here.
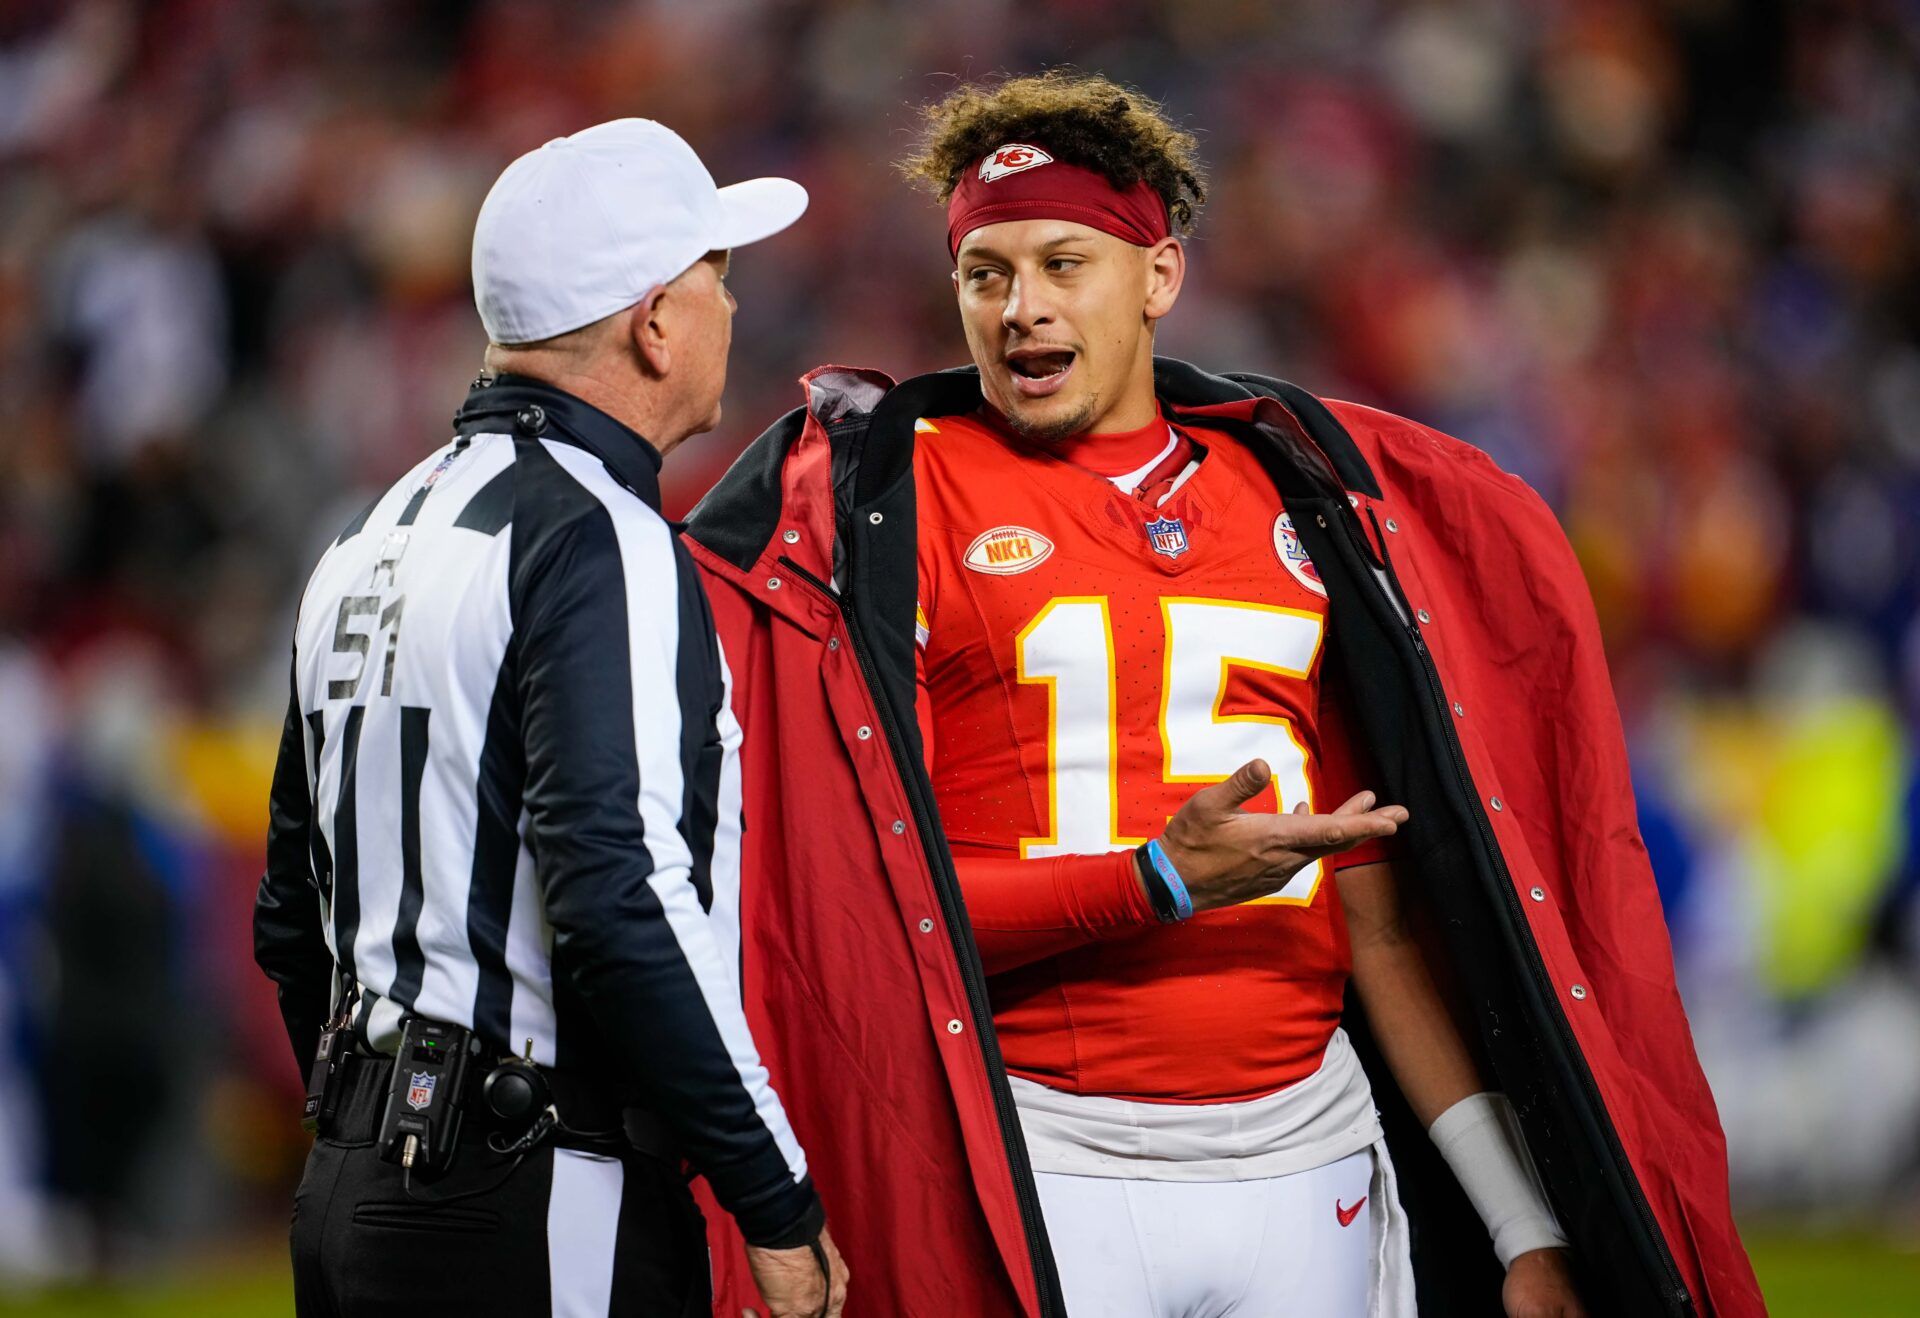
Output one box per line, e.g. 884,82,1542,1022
998,384,1095,444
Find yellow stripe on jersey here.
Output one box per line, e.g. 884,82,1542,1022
914,418,940,434
915,604,930,649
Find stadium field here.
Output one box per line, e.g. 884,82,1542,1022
4,1226,1914,1316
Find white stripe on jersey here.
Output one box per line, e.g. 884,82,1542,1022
502,817,554,1063
706,641,748,985
409,438,517,1034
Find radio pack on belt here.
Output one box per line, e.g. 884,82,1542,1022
377,1017,479,1173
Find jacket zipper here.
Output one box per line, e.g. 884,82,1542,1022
1352,516,1693,1314
776,554,1065,1317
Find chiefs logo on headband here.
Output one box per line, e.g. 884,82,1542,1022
948,145,1171,257
979,143,1055,182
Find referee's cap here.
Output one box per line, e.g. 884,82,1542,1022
472,118,808,345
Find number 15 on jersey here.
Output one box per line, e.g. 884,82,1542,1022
1016,595,1326,905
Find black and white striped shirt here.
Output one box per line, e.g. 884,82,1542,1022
254,374,820,1245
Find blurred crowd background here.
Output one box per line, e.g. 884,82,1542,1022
0,0,1916,1302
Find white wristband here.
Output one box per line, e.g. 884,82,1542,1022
1428,1091,1568,1268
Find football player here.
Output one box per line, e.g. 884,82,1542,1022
901,73,1585,1316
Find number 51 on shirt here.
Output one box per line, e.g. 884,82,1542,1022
1015,596,1325,905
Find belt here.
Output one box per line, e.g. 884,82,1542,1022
321,1051,680,1162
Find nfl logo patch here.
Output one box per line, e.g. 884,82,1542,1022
406,1072,436,1111
422,450,459,488
1145,516,1190,559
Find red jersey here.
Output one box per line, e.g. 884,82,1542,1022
914,408,1387,1104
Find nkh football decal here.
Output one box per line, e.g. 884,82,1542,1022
979,143,1054,182
965,526,1053,575
1273,514,1327,596
1145,516,1189,559
406,1071,436,1110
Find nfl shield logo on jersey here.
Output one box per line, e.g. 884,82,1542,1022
1145,516,1190,559
406,1072,436,1111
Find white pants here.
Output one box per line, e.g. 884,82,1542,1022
1036,1149,1376,1318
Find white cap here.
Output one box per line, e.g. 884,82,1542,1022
472,118,808,345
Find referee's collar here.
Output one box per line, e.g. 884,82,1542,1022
454,373,664,511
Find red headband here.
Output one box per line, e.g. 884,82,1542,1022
946,143,1170,258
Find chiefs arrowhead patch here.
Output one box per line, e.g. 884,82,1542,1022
979,143,1055,182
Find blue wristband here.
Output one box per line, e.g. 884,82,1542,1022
1143,838,1194,922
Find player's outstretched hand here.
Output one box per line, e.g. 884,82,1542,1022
746,1225,849,1318
1159,758,1408,915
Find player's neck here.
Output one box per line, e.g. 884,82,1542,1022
982,385,1171,478
1082,368,1161,442
1051,405,1172,477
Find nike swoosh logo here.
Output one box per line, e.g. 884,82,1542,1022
1336,1196,1366,1228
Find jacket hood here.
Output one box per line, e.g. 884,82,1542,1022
687,357,1384,578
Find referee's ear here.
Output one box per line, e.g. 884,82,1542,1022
628,285,672,381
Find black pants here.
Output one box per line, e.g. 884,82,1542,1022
289,1124,709,1316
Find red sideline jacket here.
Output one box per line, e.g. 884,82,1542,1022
681,359,1764,1317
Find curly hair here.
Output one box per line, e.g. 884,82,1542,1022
898,71,1206,234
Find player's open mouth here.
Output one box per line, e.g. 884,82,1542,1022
1005,349,1076,398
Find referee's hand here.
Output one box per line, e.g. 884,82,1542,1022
747,1225,849,1318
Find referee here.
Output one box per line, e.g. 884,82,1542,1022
253,120,848,1318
